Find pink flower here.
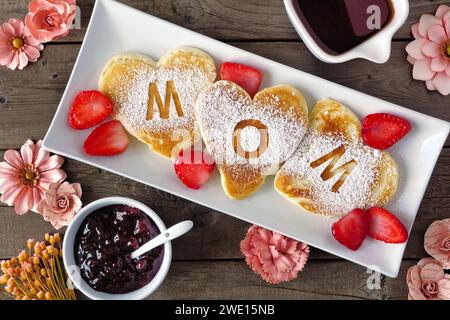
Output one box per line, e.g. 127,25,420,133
424,219,450,269
240,225,309,284
407,258,450,300
0,140,66,215
36,181,82,229
405,5,450,96
25,0,76,43
0,18,43,70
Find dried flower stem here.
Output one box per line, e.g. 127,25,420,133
0,233,76,300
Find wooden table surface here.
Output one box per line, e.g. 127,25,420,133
0,0,449,300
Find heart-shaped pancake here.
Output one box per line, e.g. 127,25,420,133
99,47,216,158
275,99,398,217
195,80,309,199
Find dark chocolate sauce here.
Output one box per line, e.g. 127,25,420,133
74,205,164,294
295,0,393,55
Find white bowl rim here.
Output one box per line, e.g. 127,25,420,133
283,0,410,63
63,196,172,300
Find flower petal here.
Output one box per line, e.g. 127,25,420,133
1,184,24,207
411,23,420,39
72,183,82,198
446,64,450,77
8,53,19,70
407,54,416,65
422,41,442,58
418,257,440,267
405,38,428,60
0,47,14,67
428,24,447,44
426,80,436,91
413,58,436,81
38,154,63,172
0,161,17,176
0,175,21,193
33,144,49,168
39,168,67,184
2,22,15,38
421,263,444,282
44,186,58,206
13,187,32,215
432,72,450,96
431,56,448,72
23,45,40,62
4,149,23,169
31,186,43,212
406,265,426,300
58,181,74,194
9,18,24,36
445,18,450,37
437,279,450,299
435,5,450,19
18,51,29,70
20,140,34,164
425,219,450,269
419,14,442,38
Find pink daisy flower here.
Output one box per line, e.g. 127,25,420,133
0,140,66,215
0,18,43,70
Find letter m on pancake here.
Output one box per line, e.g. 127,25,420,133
146,80,184,120
310,145,357,192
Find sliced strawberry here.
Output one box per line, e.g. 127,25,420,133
83,120,129,156
367,207,408,244
332,208,369,251
69,90,113,130
220,62,263,97
174,150,215,190
361,113,411,150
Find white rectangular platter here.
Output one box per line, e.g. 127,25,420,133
43,0,450,277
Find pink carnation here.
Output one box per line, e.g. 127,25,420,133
36,181,82,230
405,5,450,95
25,0,76,43
240,225,309,284
424,219,450,269
407,258,450,300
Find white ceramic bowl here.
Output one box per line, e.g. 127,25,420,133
63,197,172,300
283,0,409,63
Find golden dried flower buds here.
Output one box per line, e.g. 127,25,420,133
0,233,75,300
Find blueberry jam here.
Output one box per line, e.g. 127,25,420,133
74,205,164,294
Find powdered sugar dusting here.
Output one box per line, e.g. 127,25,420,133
110,64,213,137
195,81,307,173
240,126,261,152
280,131,383,216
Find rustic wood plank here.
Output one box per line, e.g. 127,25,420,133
0,148,448,260
148,260,415,300
0,259,414,300
0,42,448,150
0,0,447,42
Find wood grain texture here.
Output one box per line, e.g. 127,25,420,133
0,43,448,150
0,0,448,42
0,0,449,301
0,259,414,300
148,260,415,300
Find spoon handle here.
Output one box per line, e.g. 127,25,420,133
131,220,193,259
